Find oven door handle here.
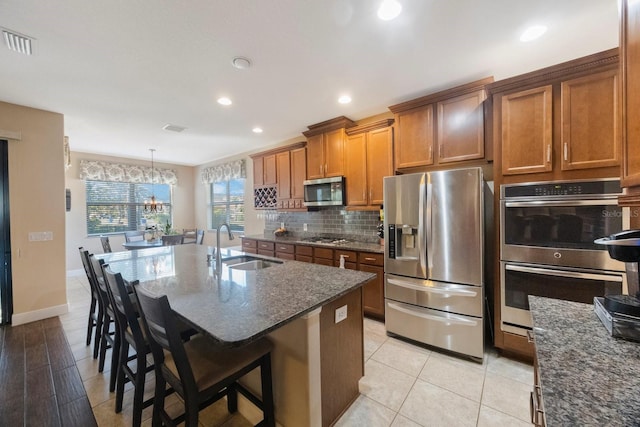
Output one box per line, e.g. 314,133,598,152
387,278,478,297
504,199,618,208
505,264,624,282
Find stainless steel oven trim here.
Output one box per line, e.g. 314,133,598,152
505,199,621,208
500,261,628,334
302,176,344,186
499,177,621,199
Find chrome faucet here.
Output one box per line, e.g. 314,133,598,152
215,223,235,272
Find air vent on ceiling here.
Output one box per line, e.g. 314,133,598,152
2,28,34,55
162,124,186,133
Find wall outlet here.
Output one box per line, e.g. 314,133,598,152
303,223,308,231
335,305,348,324
280,222,285,229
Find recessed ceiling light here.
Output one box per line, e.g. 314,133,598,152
338,95,352,104
520,25,547,42
377,0,402,21
232,56,252,69
252,127,263,134
217,97,232,106
2,27,35,55
162,124,186,133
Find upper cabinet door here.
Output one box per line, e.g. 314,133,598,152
276,151,291,200
560,69,620,171
263,154,277,185
290,147,307,200
621,0,640,187
306,134,324,179
501,85,553,175
367,127,394,206
437,90,485,164
253,156,264,186
323,128,345,177
345,133,368,207
394,106,434,169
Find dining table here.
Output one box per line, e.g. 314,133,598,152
96,244,374,426
121,239,164,250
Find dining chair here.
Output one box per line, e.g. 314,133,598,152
89,254,119,391
195,229,205,245
100,235,112,253
78,247,100,349
182,228,197,244
134,286,276,427
101,265,154,427
124,230,146,242
162,234,184,246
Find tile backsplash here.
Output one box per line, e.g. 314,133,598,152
262,207,382,243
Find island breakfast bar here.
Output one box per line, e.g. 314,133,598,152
97,244,376,426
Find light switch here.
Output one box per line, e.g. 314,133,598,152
28,231,53,241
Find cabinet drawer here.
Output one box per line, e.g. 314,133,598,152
258,249,275,257
296,255,313,263
314,247,334,260
275,243,294,254
334,260,357,270
276,252,295,261
258,241,275,251
315,257,334,266
296,245,313,256
358,252,383,266
242,239,257,250
335,250,357,264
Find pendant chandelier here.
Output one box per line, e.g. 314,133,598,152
144,148,163,213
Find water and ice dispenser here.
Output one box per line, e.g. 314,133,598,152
387,224,419,260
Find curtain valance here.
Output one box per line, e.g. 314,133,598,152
201,159,246,184
79,159,178,185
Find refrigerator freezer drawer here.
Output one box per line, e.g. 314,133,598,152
385,300,484,360
385,274,483,317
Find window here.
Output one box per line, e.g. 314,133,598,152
209,178,245,231
85,180,172,235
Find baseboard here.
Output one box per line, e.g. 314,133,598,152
12,303,69,326
66,269,84,277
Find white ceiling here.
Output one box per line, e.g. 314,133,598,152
0,0,619,166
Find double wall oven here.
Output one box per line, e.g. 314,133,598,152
500,179,629,336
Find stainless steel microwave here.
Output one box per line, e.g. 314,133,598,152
303,176,345,206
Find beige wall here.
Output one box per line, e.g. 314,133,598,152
0,101,66,323
65,152,196,271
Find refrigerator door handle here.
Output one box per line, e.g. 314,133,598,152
418,178,427,275
387,278,478,297
387,302,478,326
425,179,433,275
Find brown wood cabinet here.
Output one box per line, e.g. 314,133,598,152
314,247,334,266
290,147,307,202
276,151,291,209
358,252,385,319
257,240,275,257
303,116,356,180
241,238,258,254
345,120,394,209
295,245,313,263
619,0,640,210
437,89,486,164
500,85,553,175
253,154,277,186
389,77,492,173
334,249,357,270
489,49,620,184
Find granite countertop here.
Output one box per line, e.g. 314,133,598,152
98,245,375,347
529,296,640,426
243,233,384,254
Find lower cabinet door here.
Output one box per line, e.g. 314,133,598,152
359,264,384,319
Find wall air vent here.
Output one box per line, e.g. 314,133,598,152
2,28,34,55
162,124,186,133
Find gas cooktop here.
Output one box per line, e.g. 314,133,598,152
300,237,353,246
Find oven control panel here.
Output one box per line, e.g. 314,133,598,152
503,180,621,199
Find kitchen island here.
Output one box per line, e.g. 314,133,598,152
98,244,375,426
529,296,640,426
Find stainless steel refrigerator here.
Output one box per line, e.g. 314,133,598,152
384,167,484,360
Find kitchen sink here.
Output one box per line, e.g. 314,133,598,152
222,256,282,271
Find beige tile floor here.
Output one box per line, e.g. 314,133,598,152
61,275,534,426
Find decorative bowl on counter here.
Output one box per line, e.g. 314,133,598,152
273,227,287,237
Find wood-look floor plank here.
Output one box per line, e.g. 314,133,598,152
45,324,76,371
52,365,86,406
26,364,55,401
25,395,61,427
0,395,24,426
58,396,97,427
0,326,25,405
24,322,49,372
